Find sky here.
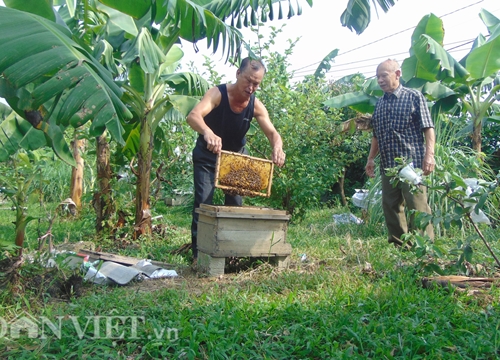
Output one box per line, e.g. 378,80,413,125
179,0,500,83
0,0,499,88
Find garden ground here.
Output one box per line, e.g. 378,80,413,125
1,206,500,359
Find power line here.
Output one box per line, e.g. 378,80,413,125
293,50,409,74
290,38,476,79
291,0,486,76
293,38,475,74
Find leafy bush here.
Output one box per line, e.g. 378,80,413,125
244,26,370,219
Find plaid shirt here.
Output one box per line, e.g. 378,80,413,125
372,85,434,172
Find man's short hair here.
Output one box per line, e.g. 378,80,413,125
239,57,266,74
385,58,400,72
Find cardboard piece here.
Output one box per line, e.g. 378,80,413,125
84,259,178,285
96,261,141,285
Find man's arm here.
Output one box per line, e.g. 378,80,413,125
253,98,285,167
186,87,222,154
416,91,435,175
422,127,435,175
365,136,379,178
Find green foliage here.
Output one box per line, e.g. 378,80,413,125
0,6,132,156
0,112,47,163
242,26,369,219
430,115,500,229
385,151,500,273
153,118,195,199
0,150,46,254
0,102,11,120
33,150,76,204
255,76,340,216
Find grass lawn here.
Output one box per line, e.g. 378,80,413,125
1,203,499,359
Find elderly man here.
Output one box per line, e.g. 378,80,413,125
186,57,286,262
365,59,435,247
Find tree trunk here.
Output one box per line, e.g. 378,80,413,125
14,207,26,257
70,132,85,211
14,177,27,257
471,118,482,155
94,132,114,233
134,116,153,239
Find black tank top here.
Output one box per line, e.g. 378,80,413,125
199,84,255,152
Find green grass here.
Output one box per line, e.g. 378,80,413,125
1,204,500,359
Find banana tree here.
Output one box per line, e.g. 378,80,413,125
401,10,500,155
0,4,132,166
0,0,314,238
340,0,398,35
324,10,500,157
0,148,41,257
91,0,318,237
1,0,402,238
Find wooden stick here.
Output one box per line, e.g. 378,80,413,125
79,249,176,269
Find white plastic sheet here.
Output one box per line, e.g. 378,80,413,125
351,189,381,210
333,213,364,225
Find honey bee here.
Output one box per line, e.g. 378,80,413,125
219,163,263,197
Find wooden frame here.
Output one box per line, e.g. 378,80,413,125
214,150,274,197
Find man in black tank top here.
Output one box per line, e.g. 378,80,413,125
186,57,286,263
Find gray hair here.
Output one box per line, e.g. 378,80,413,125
239,57,267,74
382,58,400,72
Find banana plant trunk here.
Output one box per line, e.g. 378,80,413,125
70,132,85,211
14,210,26,257
471,123,482,155
14,178,28,257
134,115,153,238
471,117,482,155
94,132,115,233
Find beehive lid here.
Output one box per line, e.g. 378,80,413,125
196,204,290,220
215,150,274,197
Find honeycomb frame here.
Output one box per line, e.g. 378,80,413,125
214,150,274,197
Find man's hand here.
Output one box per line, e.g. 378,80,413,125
365,159,376,178
204,131,222,154
272,147,286,167
422,153,435,176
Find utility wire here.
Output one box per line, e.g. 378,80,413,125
291,0,486,76
290,38,476,79
291,38,475,77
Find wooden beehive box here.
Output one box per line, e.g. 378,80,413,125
215,150,274,197
196,204,292,259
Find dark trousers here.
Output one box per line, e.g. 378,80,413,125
381,171,434,244
190,142,247,258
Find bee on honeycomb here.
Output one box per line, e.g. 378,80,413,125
219,163,263,197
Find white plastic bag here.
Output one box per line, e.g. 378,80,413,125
351,189,380,210
470,209,491,225
399,164,422,185
352,190,369,210
462,178,491,225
